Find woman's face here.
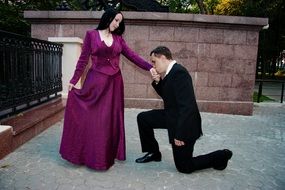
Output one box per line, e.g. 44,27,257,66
109,13,123,32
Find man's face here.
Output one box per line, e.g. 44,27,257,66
150,54,167,74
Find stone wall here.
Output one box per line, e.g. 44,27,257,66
24,11,268,115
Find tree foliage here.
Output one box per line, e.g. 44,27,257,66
0,1,30,35
214,0,244,15
204,0,220,14
0,0,81,35
159,0,193,13
159,0,220,14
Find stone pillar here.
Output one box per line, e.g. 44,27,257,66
48,37,83,98
0,125,12,159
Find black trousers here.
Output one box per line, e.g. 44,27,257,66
137,110,226,173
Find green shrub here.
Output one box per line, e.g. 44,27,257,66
253,91,275,102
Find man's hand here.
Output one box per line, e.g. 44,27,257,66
174,139,185,146
150,68,160,83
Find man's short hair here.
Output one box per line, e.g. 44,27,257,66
150,46,172,60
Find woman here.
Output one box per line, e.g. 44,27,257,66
59,8,155,170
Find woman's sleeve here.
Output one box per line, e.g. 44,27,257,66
120,36,152,71
69,31,92,85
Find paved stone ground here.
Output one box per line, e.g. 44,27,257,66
0,103,285,190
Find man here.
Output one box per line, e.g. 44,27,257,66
135,46,233,173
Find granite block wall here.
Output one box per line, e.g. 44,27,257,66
24,11,268,115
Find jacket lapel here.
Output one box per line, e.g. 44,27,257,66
162,63,177,83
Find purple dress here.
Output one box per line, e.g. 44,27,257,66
59,30,152,170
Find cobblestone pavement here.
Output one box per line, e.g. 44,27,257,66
1,103,285,190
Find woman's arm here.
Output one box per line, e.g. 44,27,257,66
120,36,152,71
69,30,92,85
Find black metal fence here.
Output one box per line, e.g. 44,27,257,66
0,30,63,119
256,79,285,103
256,51,285,79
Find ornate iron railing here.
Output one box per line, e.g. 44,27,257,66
0,30,63,119
256,79,285,103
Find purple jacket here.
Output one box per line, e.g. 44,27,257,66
70,30,152,85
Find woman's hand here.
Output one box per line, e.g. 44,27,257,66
150,68,160,83
150,68,157,75
68,83,75,91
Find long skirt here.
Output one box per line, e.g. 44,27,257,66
59,70,126,170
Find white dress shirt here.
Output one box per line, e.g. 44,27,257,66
165,60,176,77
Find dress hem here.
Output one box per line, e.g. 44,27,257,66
60,154,126,171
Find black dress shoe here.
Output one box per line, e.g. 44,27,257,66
135,152,162,163
213,149,233,170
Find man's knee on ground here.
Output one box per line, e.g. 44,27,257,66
137,112,147,123
175,163,194,174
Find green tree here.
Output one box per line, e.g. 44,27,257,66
159,0,193,13
159,0,221,14
204,0,220,14
0,1,30,35
0,0,81,36
214,0,244,15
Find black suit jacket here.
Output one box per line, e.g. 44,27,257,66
152,63,203,143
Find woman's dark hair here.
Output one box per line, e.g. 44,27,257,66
150,46,172,60
96,8,125,35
